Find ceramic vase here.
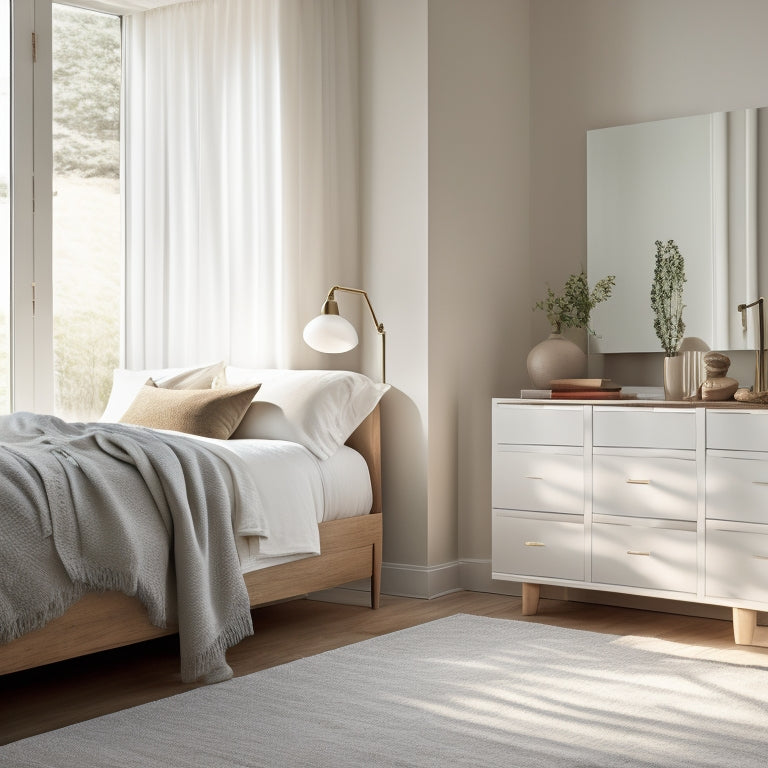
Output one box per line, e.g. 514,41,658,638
664,351,706,400
663,355,686,401
526,333,587,389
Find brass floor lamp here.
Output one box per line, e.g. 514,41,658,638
303,285,386,383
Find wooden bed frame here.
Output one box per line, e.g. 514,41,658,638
0,406,382,677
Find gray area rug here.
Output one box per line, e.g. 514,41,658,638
2,613,767,767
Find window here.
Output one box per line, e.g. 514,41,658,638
6,0,122,420
51,3,121,420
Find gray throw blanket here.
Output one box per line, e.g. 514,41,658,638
0,412,264,683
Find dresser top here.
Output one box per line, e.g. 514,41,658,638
497,397,768,410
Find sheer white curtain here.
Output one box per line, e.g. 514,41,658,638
123,0,360,370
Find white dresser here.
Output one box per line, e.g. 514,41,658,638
491,399,768,646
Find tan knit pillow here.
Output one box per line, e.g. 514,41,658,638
119,383,261,439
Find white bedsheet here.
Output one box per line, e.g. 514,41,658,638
316,445,374,523
185,435,372,573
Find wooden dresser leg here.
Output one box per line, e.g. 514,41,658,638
733,607,757,645
731,606,768,648
732,607,768,647
521,582,541,616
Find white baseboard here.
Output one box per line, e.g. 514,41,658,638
309,560,462,604
381,560,462,598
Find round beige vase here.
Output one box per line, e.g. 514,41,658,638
526,333,587,388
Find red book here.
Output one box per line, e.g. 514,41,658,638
550,389,624,400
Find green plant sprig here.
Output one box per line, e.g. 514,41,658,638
650,239,686,357
534,270,616,334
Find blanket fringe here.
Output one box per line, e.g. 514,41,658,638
1,584,88,644
2,567,251,683
1,569,170,647
61,565,170,628
180,611,254,684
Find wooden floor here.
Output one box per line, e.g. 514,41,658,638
3,589,768,746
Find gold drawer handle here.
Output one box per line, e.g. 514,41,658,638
752,554,768,561
525,476,544,480
525,541,546,547
627,550,651,557
626,479,650,485
752,481,768,486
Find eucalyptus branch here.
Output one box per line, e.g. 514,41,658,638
650,239,686,356
534,270,616,334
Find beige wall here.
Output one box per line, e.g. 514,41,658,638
530,0,768,385
360,0,530,595
359,0,430,579
427,0,530,569
359,0,768,600
488,0,768,601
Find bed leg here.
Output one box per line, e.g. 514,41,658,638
371,540,382,610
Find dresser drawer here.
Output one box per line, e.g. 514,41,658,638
593,453,697,521
706,525,768,604
492,512,584,580
593,408,695,450
707,410,768,451
592,519,697,593
706,453,768,524
493,403,583,446
493,448,584,514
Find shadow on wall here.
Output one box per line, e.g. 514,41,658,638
379,386,428,566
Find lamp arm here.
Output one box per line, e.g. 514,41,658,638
323,285,386,383
327,286,385,335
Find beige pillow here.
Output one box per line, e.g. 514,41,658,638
100,361,226,423
119,383,261,440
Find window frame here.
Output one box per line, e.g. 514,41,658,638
12,0,53,413
10,0,122,414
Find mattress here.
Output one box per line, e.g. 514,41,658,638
187,435,372,573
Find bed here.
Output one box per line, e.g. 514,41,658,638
0,365,385,680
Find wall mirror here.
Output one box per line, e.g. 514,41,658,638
587,107,768,354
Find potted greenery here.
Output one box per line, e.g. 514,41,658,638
650,239,686,356
650,239,686,399
534,270,616,335
527,270,616,388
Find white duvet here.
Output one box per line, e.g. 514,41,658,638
182,435,372,574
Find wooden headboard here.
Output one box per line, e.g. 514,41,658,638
345,404,382,516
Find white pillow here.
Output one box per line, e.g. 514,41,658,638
100,361,226,423
223,368,389,459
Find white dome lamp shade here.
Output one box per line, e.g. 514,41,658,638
303,286,386,382
302,311,359,353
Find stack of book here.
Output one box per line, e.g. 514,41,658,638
521,378,625,400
